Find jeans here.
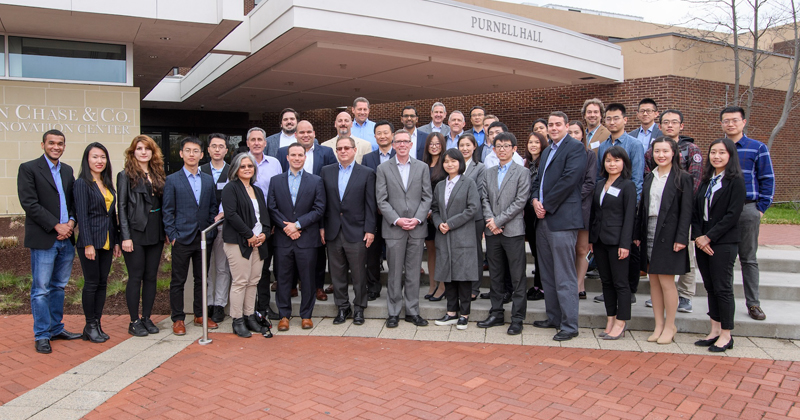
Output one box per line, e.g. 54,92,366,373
30,239,75,340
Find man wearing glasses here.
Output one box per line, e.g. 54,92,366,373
200,134,231,324
629,98,663,154
399,106,425,159
163,137,219,335
375,129,432,328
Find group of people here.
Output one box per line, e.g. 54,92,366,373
18,96,773,354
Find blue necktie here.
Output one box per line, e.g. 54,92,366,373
705,175,721,202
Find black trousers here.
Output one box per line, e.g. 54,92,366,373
169,235,203,321
366,215,384,295
526,220,543,290
315,245,327,290
628,241,641,293
486,234,527,322
696,242,737,330
78,247,113,323
445,281,472,315
123,242,164,322
593,241,631,320
255,239,275,313
275,244,317,319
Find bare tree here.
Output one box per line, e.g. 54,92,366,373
767,1,800,148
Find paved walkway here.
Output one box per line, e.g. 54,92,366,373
759,224,800,246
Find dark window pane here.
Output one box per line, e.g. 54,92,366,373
9,36,125,83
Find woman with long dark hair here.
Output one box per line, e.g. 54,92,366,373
457,133,486,301
523,132,548,300
74,142,121,343
568,120,597,299
118,135,166,336
634,137,693,344
423,132,447,300
692,138,745,352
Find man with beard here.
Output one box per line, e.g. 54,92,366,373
265,108,299,157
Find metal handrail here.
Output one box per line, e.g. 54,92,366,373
198,218,224,345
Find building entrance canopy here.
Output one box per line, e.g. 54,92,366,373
145,0,624,114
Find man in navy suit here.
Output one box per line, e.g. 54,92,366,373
265,108,299,157
163,137,219,335
530,112,588,341
268,143,326,331
361,120,395,300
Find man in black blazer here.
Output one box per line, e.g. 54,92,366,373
163,137,219,335
530,112,588,341
268,143,326,331
200,133,231,323
321,137,377,325
18,129,82,354
361,121,396,300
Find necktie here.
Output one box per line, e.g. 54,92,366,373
705,175,721,206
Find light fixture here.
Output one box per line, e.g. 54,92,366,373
339,64,347,70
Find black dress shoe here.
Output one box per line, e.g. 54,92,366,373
211,306,226,324
694,336,720,347
141,317,159,334
333,307,353,324
51,330,82,341
129,319,149,337
368,292,380,301
405,315,428,326
353,310,365,325
429,294,444,302
434,314,459,326
527,288,544,301
507,322,523,335
267,308,280,320
709,337,734,352
553,331,579,341
578,291,587,300
533,320,559,329
502,292,512,304
35,338,52,354
479,292,491,299
477,315,504,328
386,315,400,328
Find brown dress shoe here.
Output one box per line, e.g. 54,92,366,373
270,282,277,292
324,284,334,294
748,306,766,320
172,320,186,336
291,288,298,297
302,318,313,329
194,317,218,329
316,288,328,301
278,317,290,331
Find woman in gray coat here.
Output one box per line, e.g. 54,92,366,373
458,133,486,301
432,149,481,330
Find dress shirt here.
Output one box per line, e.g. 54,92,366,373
481,144,493,162
46,157,69,224
704,174,723,221
596,133,644,200
288,169,303,207
338,162,353,201
352,119,377,151
483,150,523,168
600,186,608,206
586,126,600,143
303,145,315,174
446,132,462,150
444,175,460,207
539,139,561,203
430,122,444,132
209,162,224,183
497,161,511,189
252,153,282,203
636,124,654,154
378,149,392,164
648,167,669,217
279,132,296,148
472,128,485,147
409,129,419,159
183,167,202,205
734,135,775,213
396,157,411,190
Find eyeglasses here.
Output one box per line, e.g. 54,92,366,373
604,116,624,123
240,164,254,169
638,109,656,115
393,140,411,144
182,149,202,155
401,114,417,119
661,119,681,126
336,146,353,151
429,143,441,148
495,144,513,150
722,119,743,125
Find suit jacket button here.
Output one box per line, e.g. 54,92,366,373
661,239,665,242
340,213,343,216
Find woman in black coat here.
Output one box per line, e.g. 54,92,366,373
222,152,271,338
692,138,746,352
523,132,548,300
117,135,166,337
589,146,636,340
634,137,693,345
74,142,121,343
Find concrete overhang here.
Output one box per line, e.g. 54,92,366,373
0,0,243,97
144,0,624,114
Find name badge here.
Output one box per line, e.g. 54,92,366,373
607,186,621,197
590,141,600,150
216,181,227,190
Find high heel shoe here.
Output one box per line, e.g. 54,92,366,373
425,283,442,300
603,325,626,340
709,337,734,352
657,325,678,344
694,336,720,347
429,293,445,301
647,328,663,342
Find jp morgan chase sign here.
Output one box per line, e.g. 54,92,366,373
0,105,133,135
471,15,543,43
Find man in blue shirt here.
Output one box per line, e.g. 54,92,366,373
445,111,466,150
720,106,774,321
467,106,487,147
351,97,377,151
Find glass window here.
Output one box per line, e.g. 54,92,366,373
8,36,126,83
0,36,5,77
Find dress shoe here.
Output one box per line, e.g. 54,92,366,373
232,318,252,338
194,317,218,329
578,291,587,300
367,292,380,301
316,288,328,301
82,320,106,343
471,295,477,301
748,306,766,321
477,315,504,328
246,314,265,333
640,270,647,277
97,320,110,340
129,319,149,337
603,325,627,340
585,269,600,279
532,320,558,329
35,338,52,354
709,337,734,352
527,287,544,301
405,315,428,326
353,310,365,325
172,320,186,335
301,318,313,329
553,331,579,341
594,294,605,302
429,293,445,302
694,336,720,347
502,292,512,304
141,317,159,334
278,317,290,331
333,307,353,324
291,288,298,297
631,295,637,304
211,306,226,323
267,308,280,320
50,330,81,341
434,314,459,326
271,282,277,292
507,322,523,335
479,292,491,299
386,315,400,328
657,325,677,344
482,261,489,271
456,317,468,330
324,284,334,294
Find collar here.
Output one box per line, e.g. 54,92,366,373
183,166,199,177
431,122,443,129
210,161,225,171
396,156,411,165
447,175,461,184
339,162,354,171
354,119,371,128
45,156,60,170
472,127,485,135
498,161,512,171
587,125,600,136
289,168,304,177
378,148,393,156
640,124,654,134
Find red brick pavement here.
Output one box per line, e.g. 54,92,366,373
87,334,800,419
0,314,166,404
760,224,800,246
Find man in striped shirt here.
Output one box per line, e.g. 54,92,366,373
720,106,775,321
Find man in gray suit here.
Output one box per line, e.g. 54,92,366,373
375,129,432,328
417,102,450,139
531,111,588,341
476,132,530,335
265,108,299,157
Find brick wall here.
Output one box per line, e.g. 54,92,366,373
253,76,799,201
